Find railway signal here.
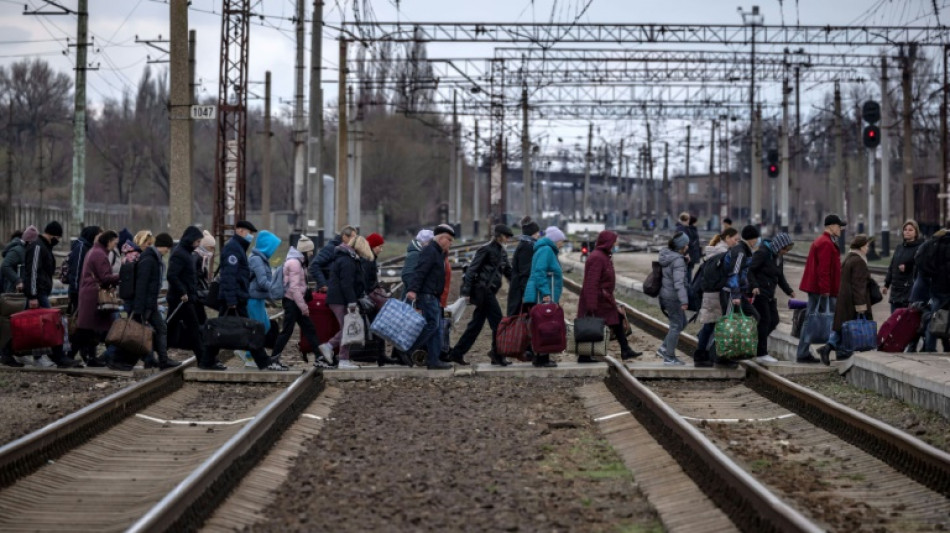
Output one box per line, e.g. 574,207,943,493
766,149,779,178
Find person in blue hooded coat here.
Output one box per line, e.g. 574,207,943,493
245,230,281,367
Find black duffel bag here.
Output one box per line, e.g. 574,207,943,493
202,313,266,351
574,316,606,343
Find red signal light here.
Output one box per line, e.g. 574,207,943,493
581,247,588,254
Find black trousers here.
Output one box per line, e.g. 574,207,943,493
752,295,779,357
169,301,207,364
272,297,323,358
451,292,503,356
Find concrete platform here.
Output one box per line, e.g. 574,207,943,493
183,367,305,383
755,360,844,376
843,352,950,420
0,364,151,379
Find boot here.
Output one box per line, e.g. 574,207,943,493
158,353,182,370
450,349,471,366
487,350,509,367
392,348,412,367
81,346,105,367
377,351,398,367
817,344,832,366
1,352,24,367
144,354,160,368
538,354,557,368
620,348,642,360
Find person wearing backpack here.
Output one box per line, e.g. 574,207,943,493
271,236,327,365
1,226,37,294
748,232,795,363
657,232,690,366
796,214,846,363
245,230,281,367
692,228,739,367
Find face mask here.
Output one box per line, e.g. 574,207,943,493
243,233,254,243
755,238,762,248
50,238,59,247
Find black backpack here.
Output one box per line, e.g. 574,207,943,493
642,261,663,297
118,261,136,301
699,252,729,293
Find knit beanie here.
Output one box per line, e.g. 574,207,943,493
415,229,434,243
741,225,761,241
543,226,566,243
201,230,216,249
672,232,690,250
44,221,63,237
771,233,793,250
297,235,315,253
154,233,174,248
21,225,39,243
366,232,385,249
520,216,540,236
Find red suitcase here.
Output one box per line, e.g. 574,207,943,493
877,306,922,353
529,303,567,354
298,291,340,355
10,308,64,353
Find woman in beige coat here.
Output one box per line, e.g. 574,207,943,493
692,227,739,367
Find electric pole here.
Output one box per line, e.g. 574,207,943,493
262,71,272,226
169,0,191,237
308,0,324,235
685,124,691,217
522,87,531,218
781,77,790,232
336,39,348,231
582,123,592,220
292,0,306,229
881,56,891,255
708,121,715,225
473,120,480,237
901,43,916,223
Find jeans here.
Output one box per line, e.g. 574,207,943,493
273,297,323,358
753,296,779,357
659,298,686,359
693,322,716,363
796,292,836,360
825,330,853,358
923,293,950,352
451,292,503,357
411,293,443,366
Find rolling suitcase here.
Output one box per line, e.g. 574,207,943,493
877,306,921,353
528,276,566,354
299,291,340,355
10,308,64,353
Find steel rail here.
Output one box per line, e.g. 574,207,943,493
127,367,324,533
605,356,823,533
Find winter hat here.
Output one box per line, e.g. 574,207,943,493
366,233,385,249
21,225,38,243
850,234,874,249
154,233,174,248
415,229,434,243
543,226,566,243
672,232,690,250
434,224,456,237
771,232,794,251
520,216,540,236
494,224,514,238
44,221,63,237
296,235,314,253
200,230,216,249
741,225,761,241
902,219,920,240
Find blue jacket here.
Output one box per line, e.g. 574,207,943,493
219,234,251,307
523,237,563,304
248,230,280,300
723,240,754,299
408,241,446,297
66,228,98,294
308,234,341,288
400,239,425,287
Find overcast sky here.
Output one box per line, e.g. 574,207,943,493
0,0,946,170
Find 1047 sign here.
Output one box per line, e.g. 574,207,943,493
190,105,217,120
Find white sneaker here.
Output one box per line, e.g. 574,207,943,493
34,354,55,368
756,355,779,363
337,359,359,370
318,343,335,366
241,351,257,368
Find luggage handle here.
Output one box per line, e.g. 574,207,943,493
537,273,556,304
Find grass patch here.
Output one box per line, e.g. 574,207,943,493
750,459,772,472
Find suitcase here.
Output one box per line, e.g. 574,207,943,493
877,307,921,353
0,293,25,317
10,308,64,352
529,303,567,354
299,291,340,355
202,315,266,351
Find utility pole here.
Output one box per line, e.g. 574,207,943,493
5,101,12,235
168,0,190,237
582,123,592,220
781,77,790,232
833,82,843,219
455,107,463,234
942,44,949,227
647,123,657,221
901,43,916,223
739,5,762,226
473,120,480,237
449,92,457,225
262,71,272,226
522,87,531,217
336,39,348,231
292,0,306,228
751,104,763,225
638,146,646,219
881,56,891,256
708,121,715,225
348,87,362,229
70,0,89,231
188,29,196,188
618,138,624,226
794,64,802,228
308,0,324,235
663,142,669,222
685,124,691,217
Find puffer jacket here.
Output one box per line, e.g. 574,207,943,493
577,231,621,326
800,232,842,296
461,239,511,298
884,238,921,305
283,247,310,313
523,237,563,304
66,227,99,294
698,242,729,324
658,247,688,306
167,226,204,308
309,234,342,288
326,244,364,306
408,242,446,298
1,237,26,293
219,234,252,307
400,239,426,287
248,230,280,300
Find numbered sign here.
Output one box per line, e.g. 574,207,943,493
190,105,217,120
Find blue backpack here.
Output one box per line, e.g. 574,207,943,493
268,265,285,301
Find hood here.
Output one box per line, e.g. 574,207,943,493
658,247,684,267
408,239,425,252
704,242,728,257
595,231,618,251
118,228,134,249
286,247,305,262
79,226,99,244
2,238,22,257
902,238,922,249
180,226,204,249
254,230,280,259
534,237,560,255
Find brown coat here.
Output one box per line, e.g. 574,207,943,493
833,252,872,332
76,242,121,332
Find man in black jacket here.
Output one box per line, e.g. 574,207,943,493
448,224,513,366
747,232,795,363
22,222,80,367
167,226,212,367
406,224,455,370
507,217,540,316
127,233,181,370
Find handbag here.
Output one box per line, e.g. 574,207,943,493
867,278,883,306
610,307,632,341
98,288,123,311
841,314,878,352
105,314,153,360
928,308,950,340
370,298,427,353
570,322,608,358
713,305,758,360
801,296,834,345
496,309,531,359
574,316,606,343
342,307,366,347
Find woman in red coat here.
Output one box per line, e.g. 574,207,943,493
70,230,120,367
577,230,642,362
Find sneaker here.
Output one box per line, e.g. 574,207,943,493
244,352,257,368
264,361,289,371
34,354,55,368
662,355,685,366
337,359,359,370
318,344,335,366
313,359,335,369
756,355,779,363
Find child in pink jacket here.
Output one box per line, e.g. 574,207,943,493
270,236,323,364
